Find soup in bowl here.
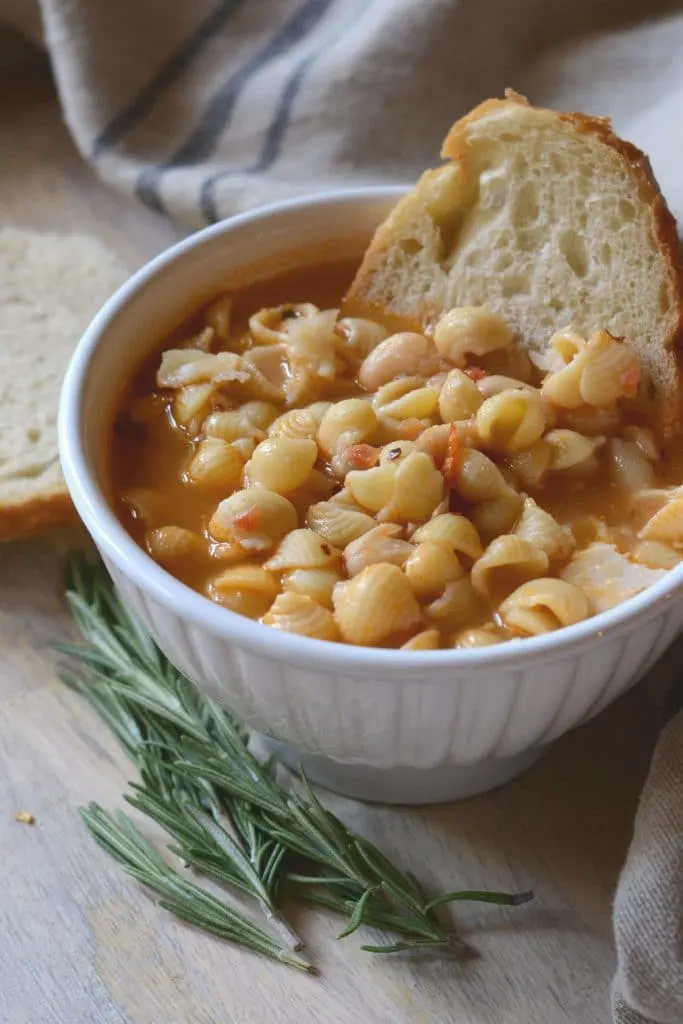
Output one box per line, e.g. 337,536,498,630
58,189,683,803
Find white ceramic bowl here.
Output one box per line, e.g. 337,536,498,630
58,188,683,805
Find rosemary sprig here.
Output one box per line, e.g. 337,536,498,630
58,554,532,967
81,803,312,972
58,556,300,951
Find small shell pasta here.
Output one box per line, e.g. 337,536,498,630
248,303,318,345
433,306,513,365
607,438,655,492
347,451,443,523
185,437,243,490
332,563,422,644
401,629,441,651
380,385,439,420
545,429,603,472
204,402,278,442
452,448,512,502
628,487,674,529
639,495,683,545
306,500,376,547
373,377,424,412
415,423,451,462
173,383,217,433
207,564,278,619
265,529,341,571
267,402,331,440
541,331,640,410
438,370,482,422
335,317,388,360
499,578,591,635
378,451,444,523
345,463,396,512
244,436,318,494
630,540,682,570
343,524,414,577
146,526,206,567
281,568,343,608
158,349,249,389
475,375,537,400
469,494,522,541
424,576,485,629
549,328,586,366
209,489,297,552
540,355,586,410
475,389,545,453
262,591,339,641
451,625,503,648
578,331,640,406
404,541,464,598
514,497,575,563
471,536,549,600
239,401,281,431
318,398,377,457
413,513,483,560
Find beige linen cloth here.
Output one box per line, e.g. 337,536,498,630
3,1,683,1019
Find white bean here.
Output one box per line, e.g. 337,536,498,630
358,333,440,391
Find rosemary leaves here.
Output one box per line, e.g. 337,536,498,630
58,554,531,971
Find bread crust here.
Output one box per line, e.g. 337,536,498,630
0,488,77,542
345,91,683,433
444,91,683,355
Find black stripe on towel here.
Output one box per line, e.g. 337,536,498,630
91,0,246,158
135,0,336,214
197,0,368,223
199,53,315,222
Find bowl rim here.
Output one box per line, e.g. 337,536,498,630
59,185,683,674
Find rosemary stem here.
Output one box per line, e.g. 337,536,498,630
262,905,305,952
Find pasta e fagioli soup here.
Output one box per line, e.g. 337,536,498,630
109,259,683,650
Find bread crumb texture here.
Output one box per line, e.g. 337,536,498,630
0,228,127,540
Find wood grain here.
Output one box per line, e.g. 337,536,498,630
0,52,662,1024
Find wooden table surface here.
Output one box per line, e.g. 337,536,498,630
0,51,662,1024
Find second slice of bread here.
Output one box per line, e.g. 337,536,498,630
0,228,127,540
345,92,683,432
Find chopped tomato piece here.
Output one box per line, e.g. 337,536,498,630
464,365,487,381
441,425,461,488
233,506,260,531
344,443,379,469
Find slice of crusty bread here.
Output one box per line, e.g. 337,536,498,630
345,91,683,432
0,228,126,540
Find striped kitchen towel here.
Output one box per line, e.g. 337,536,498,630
611,671,683,1024
4,0,683,229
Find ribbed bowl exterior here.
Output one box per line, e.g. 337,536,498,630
106,558,683,770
